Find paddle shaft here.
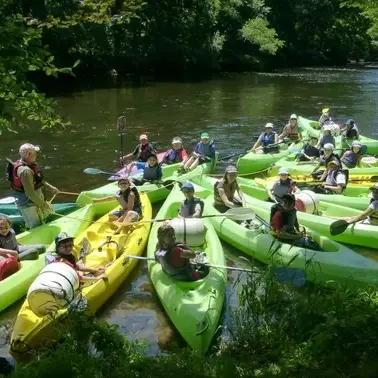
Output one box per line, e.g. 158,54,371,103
58,191,81,196
117,116,126,168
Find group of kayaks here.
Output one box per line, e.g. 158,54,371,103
2,115,378,360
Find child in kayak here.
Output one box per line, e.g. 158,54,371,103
269,168,300,203
181,132,216,172
154,223,209,281
0,215,46,261
162,137,188,165
270,194,322,250
178,181,204,218
319,160,348,194
128,153,163,185
340,119,360,139
279,114,302,141
296,137,320,162
341,183,378,225
251,123,279,153
92,177,142,234
120,134,157,168
311,143,342,177
341,141,364,168
46,232,107,282
317,125,335,149
213,166,246,213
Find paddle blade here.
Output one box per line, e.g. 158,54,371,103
274,267,307,287
224,207,256,221
117,116,126,133
83,168,116,175
0,197,16,205
330,219,350,236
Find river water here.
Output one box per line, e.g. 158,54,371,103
1,67,378,360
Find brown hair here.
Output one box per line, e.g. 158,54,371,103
0,215,11,225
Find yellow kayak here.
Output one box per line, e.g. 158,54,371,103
10,193,152,361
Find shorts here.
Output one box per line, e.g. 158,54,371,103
111,206,142,221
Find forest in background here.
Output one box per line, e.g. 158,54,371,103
1,0,378,129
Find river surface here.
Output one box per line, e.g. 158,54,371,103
1,68,378,361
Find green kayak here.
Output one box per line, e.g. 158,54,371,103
0,199,80,233
77,156,217,206
192,176,378,290
0,200,118,313
237,176,370,211
236,141,303,175
298,116,378,154
146,184,226,354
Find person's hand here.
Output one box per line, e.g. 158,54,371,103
96,267,105,274
298,226,305,234
50,186,59,195
7,251,19,258
98,273,108,281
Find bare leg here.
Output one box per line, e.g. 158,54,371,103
113,211,139,235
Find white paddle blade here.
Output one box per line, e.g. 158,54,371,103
224,207,256,221
0,197,16,205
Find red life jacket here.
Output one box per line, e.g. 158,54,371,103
11,160,44,192
0,256,20,281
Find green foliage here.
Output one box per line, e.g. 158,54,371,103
9,272,378,378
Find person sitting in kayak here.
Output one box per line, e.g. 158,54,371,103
251,123,279,153
340,119,360,139
92,177,142,234
296,137,320,162
269,168,300,203
0,215,46,261
181,132,216,172
320,160,348,194
155,223,209,281
319,108,331,126
270,194,322,250
341,141,364,168
279,114,302,141
341,183,378,225
46,232,107,282
178,181,204,218
162,137,188,165
317,125,335,149
120,134,157,168
311,143,342,177
128,153,163,185
213,166,246,213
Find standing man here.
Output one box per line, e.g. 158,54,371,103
9,143,58,229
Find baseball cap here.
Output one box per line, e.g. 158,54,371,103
172,137,182,144
265,123,274,128
278,167,289,175
139,134,148,140
351,141,362,148
200,132,210,139
323,143,334,150
290,114,297,120
181,181,194,190
19,143,40,155
55,232,74,246
345,119,354,126
369,183,378,191
225,165,237,173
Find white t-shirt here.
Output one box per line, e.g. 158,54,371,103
367,200,378,225
335,172,346,186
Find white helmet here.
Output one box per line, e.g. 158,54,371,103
323,143,334,150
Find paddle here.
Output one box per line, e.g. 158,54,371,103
84,168,120,176
330,219,360,236
117,116,126,167
123,255,306,285
0,196,16,205
58,191,81,196
114,207,257,228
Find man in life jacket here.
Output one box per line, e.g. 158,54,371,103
321,159,348,194
46,232,107,282
9,143,58,229
341,183,378,226
340,119,360,139
279,114,303,141
154,223,209,281
341,141,364,168
120,134,157,168
178,181,204,218
162,137,189,165
251,123,280,153
269,168,300,203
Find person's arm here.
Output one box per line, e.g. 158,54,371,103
122,145,139,161
279,127,288,140
218,187,234,208
357,155,363,167
42,180,58,193
324,173,346,191
179,247,196,259
76,261,105,274
346,207,374,223
0,248,18,258
19,168,47,208
80,274,108,282
237,187,247,207
292,184,300,194
192,202,203,218
269,183,278,202
341,151,349,161
92,195,116,204
274,133,279,144
208,142,216,158
127,192,135,211
252,136,262,151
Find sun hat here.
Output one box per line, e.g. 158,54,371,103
139,134,148,140
278,167,289,175
265,123,274,128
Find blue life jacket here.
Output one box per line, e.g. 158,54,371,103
260,132,276,147
143,163,162,181
342,151,361,168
